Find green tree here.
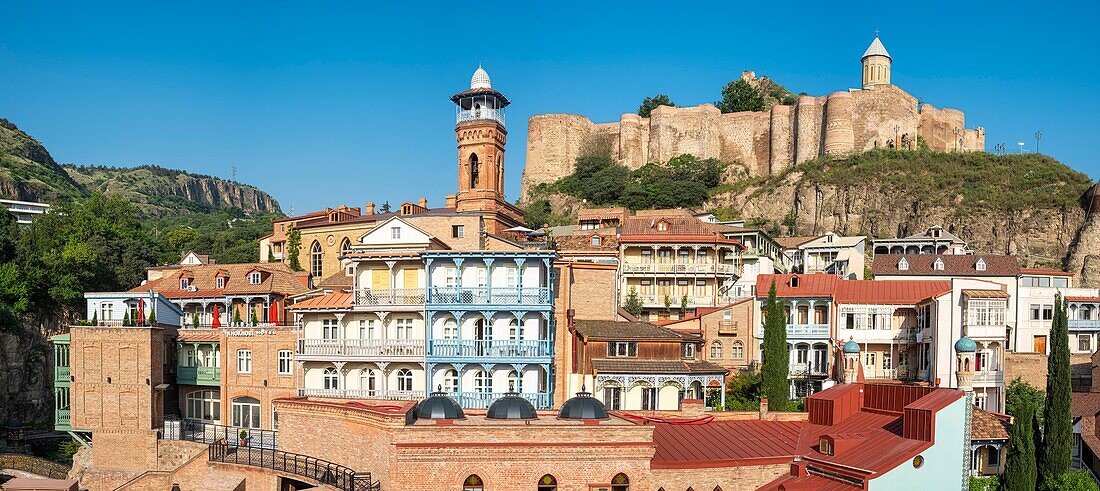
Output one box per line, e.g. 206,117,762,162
663,294,672,313
638,94,675,118
623,288,643,317
679,295,688,316
968,476,999,491
1003,396,1038,491
761,281,789,409
379,201,392,213
191,312,200,328
1040,470,1100,491
267,244,276,263
717,79,765,113
123,310,131,327
249,308,259,325
147,307,156,325
232,307,242,325
1006,378,1045,427
286,228,303,272
1039,295,1072,483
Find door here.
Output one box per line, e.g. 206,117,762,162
372,269,389,289
475,319,487,356
1034,335,1047,354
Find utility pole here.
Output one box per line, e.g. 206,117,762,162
1035,131,1043,154
231,164,237,182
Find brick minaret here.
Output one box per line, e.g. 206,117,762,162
451,66,525,235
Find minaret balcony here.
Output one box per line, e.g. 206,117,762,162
457,108,505,126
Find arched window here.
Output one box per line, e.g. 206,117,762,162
323,367,339,390
469,153,480,188
443,319,458,339
396,368,414,391
310,241,323,278
507,369,520,393
473,369,490,393
443,369,458,393
537,474,557,491
710,340,722,359
462,474,483,491
339,237,352,256
610,473,630,491
497,155,503,191
732,341,744,359
231,396,261,429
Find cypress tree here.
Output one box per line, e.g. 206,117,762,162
1003,399,1038,491
123,310,131,327
147,308,156,326
1039,295,1072,483
287,228,303,272
761,281,790,409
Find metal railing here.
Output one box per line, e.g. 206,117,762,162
299,338,425,357
788,363,830,376
629,293,717,308
176,366,221,384
181,322,298,330
972,371,1005,384
208,441,378,491
297,388,425,400
428,339,553,358
55,409,71,428
354,288,425,306
757,323,830,338
1070,319,1100,330
456,108,505,125
454,391,552,409
427,286,551,306
620,262,739,275
0,453,71,480
163,419,278,449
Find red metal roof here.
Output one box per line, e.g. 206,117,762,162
1020,267,1074,277
834,280,951,305
755,274,839,298
651,420,805,468
287,291,353,310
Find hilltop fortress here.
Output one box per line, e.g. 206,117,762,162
521,36,985,199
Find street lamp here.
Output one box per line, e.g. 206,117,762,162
1018,142,1026,154
894,124,900,150
1035,131,1043,154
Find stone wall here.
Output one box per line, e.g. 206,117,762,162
521,82,984,200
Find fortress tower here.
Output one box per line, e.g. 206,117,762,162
451,66,525,234
861,35,892,89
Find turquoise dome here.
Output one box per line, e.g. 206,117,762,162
843,340,861,353
954,337,977,353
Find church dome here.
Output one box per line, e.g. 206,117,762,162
470,65,492,90
558,389,609,420
415,389,465,420
486,392,537,420
843,339,861,354
861,36,892,61
954,336,977,353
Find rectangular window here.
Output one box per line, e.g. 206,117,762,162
322,319,339,340
1043,305,1054,320
864,352,876,368
1031,304,1041,321
603,387,622,410
641,387,658,410
216,277,225,289
1054,277,1070,288
249,272,261,285
390,226,401,239
277,350,293,375
607,342,638,357
237,350,252,374
180,278,189,289
882,353,892,370
396,319,413,340
1079,334,1091,352
681,343,696,359
451,225,464,238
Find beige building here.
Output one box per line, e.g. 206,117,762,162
658,299,758,373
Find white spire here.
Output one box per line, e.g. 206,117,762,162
470,65,492,90
861,35,892,61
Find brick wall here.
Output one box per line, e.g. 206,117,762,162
651,463,790,491
220,328,299,430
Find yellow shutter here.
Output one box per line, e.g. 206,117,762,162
372,269,389,289
403,269,417,289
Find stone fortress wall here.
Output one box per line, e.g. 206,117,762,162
522,70,985,200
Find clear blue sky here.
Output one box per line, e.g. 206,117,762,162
2,1,1097,213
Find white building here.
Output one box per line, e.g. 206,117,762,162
1,198,50,225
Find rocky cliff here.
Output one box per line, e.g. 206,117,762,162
0,118,85,202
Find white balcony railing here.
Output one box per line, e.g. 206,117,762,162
297,388,425,400
757,323,830,338
972,371,1005,385
355,288,425,306
427,339,553,358
628,293,718,308
837,328,918,344
964,324,1007,339
620,262,739,275
456,108,505,125
789,362,830,376
427,287,551,306
298,339,424,358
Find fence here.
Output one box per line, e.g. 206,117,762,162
163,419,278,449
208,441,379,491
0,453,71,479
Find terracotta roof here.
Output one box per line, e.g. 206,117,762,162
834,280,952,305
962,289,1010,299
573,320,696,340
287,290,353,310
651,420,804,468
971,407,1010,441
1068,296,1100,303
619,216,744,248
655,299,753,327
317,271,353,289
577,207,628,221
132,262,309,299
872,254,1020,277
590,358,727,375
1071,391,1100,419
1020,267,1074,277
774,235,821,249
755,274,839,298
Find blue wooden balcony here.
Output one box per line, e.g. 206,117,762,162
1069,319,1100,331
453,391,552,409
177,366,221,386
427,339,553,361
425,287,551,308
54,366,70,384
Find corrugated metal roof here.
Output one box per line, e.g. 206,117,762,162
287,291,352,310
755,274,839,298
834,280,951,305
961,289,1010,299
651,420,804,468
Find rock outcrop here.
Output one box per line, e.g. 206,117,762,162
64,165,282,216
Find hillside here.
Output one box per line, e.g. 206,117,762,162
0,117,281,216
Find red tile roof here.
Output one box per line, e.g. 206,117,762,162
755,274,839,298
971,407,1010,441
132,262,309,299
620,216,744,248
774,236,822,249
1021,267,1074,277
872,254,1020,277
1067,296,1100,303
833,280,952,305
651,420,805,468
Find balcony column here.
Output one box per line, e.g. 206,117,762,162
515,258,525,301
808,300,816,325
377,362,390,393
788,301,796,324
334,313,346,341
333,361,347,397
484,258,494,303
191,343,201,367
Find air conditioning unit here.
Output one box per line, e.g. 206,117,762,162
187,285,198,292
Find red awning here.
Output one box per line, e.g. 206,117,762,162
137,299,145,326
269,301,279,324
211,304,221,328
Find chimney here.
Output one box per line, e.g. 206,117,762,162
365,202,375,215
445,194,457,208
681,399,705,418
759,397,769,420
418,197,428,208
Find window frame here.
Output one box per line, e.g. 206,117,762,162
277,350,293,375
237,349,252,374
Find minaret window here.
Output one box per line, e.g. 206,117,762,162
469,153,480,187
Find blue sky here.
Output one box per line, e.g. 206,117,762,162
2,1,1097,213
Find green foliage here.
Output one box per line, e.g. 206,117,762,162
147,209,278,264
233,307,242,325
249,308,259,325
267,244,275,263
679,295,688,316
147,308,156,325
521,199,570,229
287,228,303,272
721,372,762,410
717,79,765,113
1004,393,1038,491
663,294,672,313
191,312,200,328
761,281,789,408
638,94,675,117
1006,378,1045,427
1040,296,1073,483
709,206,741,222
1040,470,1100,491
547,153,729,210
379,201,392,213
123,310,131,327
969,476,999,491
623,288,643,317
